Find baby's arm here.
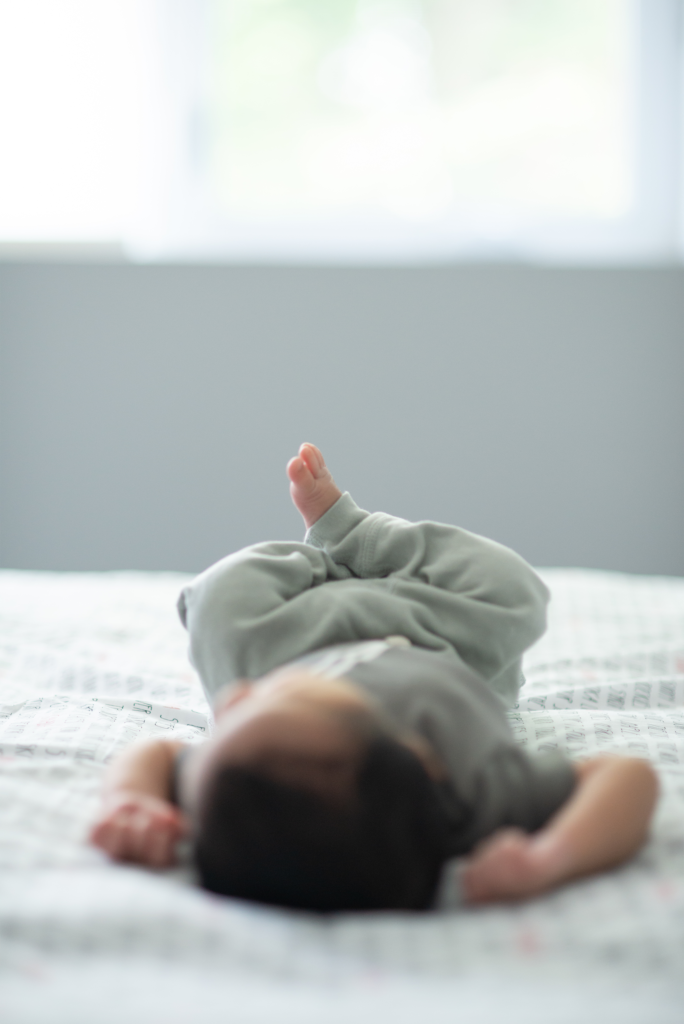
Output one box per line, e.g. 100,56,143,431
89,740,188,868
461,755,658,903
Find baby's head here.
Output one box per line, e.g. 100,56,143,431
179,669,453,912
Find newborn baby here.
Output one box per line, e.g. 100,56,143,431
91,444,657,911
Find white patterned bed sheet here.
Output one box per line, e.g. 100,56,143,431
0,568,683,1024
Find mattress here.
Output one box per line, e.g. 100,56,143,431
1,567,683,1023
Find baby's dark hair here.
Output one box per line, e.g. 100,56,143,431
194,735,455,912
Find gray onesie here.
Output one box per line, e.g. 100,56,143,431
178,493,575,849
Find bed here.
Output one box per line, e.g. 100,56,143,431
1,567,683,1023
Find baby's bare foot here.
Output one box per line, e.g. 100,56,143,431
287,443,342,529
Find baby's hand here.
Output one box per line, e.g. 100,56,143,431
89,791,188,868
460,828,564,904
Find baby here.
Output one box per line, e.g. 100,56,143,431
91,444,657,911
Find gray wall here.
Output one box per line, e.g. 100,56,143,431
1,263,682,575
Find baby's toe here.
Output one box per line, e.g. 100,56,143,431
287,454,315,492
299,443,326,479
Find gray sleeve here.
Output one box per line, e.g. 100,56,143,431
308,492,550,692
177,540,349,696
455,748,577,852
177,494,376,699
178,532,462,697
169,746,192,808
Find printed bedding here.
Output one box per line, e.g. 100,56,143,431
0,568,683,1023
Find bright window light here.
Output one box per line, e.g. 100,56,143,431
208,0,632,223
0,0,159,244
0,0,681,261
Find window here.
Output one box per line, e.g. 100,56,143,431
0,1,156,246
0,0,682,261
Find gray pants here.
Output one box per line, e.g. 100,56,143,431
178,493,550,707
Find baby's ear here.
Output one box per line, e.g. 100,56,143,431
213,682,252,719
399,732,447,781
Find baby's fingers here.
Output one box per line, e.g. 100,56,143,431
145,823,180,868
89,822,111,856
90,795,187,867
90,814,136,861
90,806,149,862
460,830,535,903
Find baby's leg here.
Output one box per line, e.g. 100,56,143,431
180,444,547,705
297,446,550,705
